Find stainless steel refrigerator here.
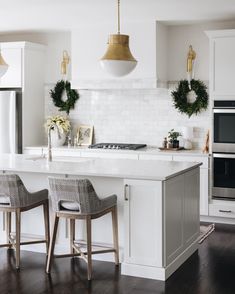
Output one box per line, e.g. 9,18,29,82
0,90,22,154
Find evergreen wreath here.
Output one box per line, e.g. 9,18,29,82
50,80,79,114
171,79,208,118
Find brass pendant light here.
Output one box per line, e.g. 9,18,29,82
100,0,137,77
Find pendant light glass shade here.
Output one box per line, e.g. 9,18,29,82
0,52,8,78
100,34,137,77
100,0,137,77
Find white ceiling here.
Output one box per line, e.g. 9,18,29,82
0,0,235,33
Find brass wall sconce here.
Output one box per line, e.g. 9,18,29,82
61,50,70,75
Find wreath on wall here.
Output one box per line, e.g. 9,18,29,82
171,79,208,118
50,80,79,114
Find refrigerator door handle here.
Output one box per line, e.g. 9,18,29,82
9,92,16,154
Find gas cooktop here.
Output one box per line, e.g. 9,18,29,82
89,143,147,150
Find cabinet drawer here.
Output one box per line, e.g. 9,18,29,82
24,148,43,155
81,151,138,160
139,154,173,161
209,203,235,218
172,156,209,168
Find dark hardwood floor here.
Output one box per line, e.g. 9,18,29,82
1,223,235,294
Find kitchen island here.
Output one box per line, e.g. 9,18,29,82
0,154,201,281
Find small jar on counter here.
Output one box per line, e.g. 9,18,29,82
162,137,168,149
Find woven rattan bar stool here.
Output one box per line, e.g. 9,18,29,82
46,177,119,280
0,174,50,269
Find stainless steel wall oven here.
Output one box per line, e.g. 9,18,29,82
212,101,235,200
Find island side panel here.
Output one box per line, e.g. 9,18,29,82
164,167,200,270
184,168,200,247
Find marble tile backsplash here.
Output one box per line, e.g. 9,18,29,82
45,85,210,149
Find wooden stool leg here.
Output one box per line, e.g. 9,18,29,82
6,212,12,247
86,216,92,280
46,214,59,274
43,201,50,255
70,219,75,255
15,209,21,269
112,206,119,265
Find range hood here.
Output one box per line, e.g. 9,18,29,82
71,21,168,90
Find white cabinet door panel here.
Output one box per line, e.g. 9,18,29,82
139,154,173,161
164,174,184,265
200,169,209,216
184,169,200,247
0,48,22,88
124,179,163,267
81,151,138,160
213,37,235,95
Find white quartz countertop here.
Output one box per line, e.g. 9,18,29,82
25,145,210,157
0,154,202,181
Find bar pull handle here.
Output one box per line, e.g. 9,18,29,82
219,209,232,213
124,184,129,201
2,212,5,231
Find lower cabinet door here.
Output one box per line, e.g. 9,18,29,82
123,179,163,267
200,169,209,216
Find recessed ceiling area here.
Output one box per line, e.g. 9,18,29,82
0,0,235,33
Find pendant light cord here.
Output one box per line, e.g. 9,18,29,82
117,0,120,34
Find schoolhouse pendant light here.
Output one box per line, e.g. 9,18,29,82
0,51,8,78
100,0,137,77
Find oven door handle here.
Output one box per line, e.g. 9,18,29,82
213,153,235,159
213,109,235,113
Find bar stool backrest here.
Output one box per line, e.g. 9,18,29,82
0,174,29,208
48,177,103,214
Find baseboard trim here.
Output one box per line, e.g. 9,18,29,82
121,240,198,281
165,240,198,279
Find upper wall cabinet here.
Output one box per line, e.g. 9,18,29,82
206,30,235,100
71,22,168,89
0,45,22,88
0,42,46,148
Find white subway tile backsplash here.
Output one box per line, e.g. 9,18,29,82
45,85,210,149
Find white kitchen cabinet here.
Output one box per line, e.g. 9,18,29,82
0,42,46,149
209,200,235,219
0,47,22,87
123,168,200,277
80,151,139,160
199,168,209,216
206,29,235,100
139,154,173,161
123,179,163,267
23,147,210,217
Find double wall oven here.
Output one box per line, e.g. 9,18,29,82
212,101,235,200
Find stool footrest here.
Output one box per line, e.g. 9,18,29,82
74,239,115,250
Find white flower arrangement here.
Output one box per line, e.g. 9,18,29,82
45,115,71,134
